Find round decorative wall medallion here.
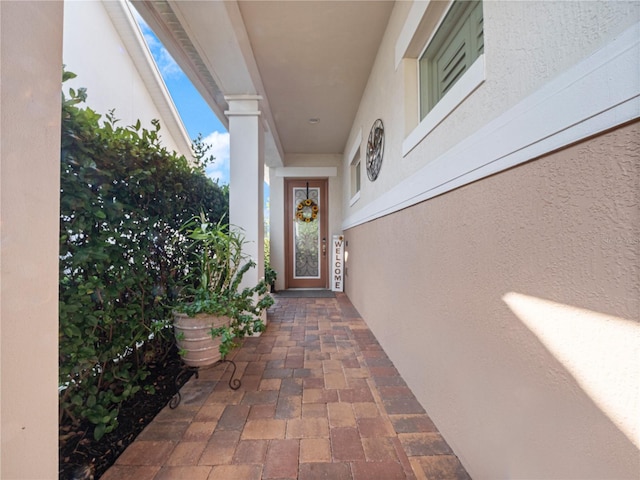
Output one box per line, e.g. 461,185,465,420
366,118,384,181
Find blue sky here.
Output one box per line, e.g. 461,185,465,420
134,12,230,185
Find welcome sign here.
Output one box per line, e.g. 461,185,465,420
331,235,344,292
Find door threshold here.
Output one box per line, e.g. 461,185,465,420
275,289,336,298
285,288,330,291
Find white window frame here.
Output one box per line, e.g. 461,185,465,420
350,155,361,203
405,55,484,156
419,0,484,119
347,129,362,206
397,0,486,157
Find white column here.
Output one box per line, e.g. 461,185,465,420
1,2,63,477
225,96,265,298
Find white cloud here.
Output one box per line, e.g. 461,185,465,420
131,6,182,79
153,45,182,79
202,131,230,185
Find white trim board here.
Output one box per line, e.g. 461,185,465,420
343,22,640,231
275,167,337,178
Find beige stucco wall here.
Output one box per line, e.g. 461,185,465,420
344,122,640,478
0,1,63,477
344,0,640,217
341,4,639,474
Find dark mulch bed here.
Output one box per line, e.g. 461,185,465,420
59,346,193,480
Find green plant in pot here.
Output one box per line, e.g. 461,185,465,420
173,213,274,367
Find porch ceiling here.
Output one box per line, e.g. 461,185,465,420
131,0,394,166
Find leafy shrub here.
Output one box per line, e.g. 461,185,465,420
58,70,228,439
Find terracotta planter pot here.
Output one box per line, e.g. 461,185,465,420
173,312,231,367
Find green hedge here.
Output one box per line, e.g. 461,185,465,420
58,71,228,439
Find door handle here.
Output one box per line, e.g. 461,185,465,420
322,237,326,256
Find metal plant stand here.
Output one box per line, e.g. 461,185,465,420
169,358,241,409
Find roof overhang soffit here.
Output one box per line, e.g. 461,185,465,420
131,0,284,167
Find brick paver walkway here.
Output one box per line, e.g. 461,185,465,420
102,294,470,479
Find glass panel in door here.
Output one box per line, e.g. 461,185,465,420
294,186,321,279
285,179,328,289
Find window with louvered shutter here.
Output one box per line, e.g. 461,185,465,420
419,1,483,120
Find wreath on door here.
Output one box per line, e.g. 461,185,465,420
296,198,318,222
